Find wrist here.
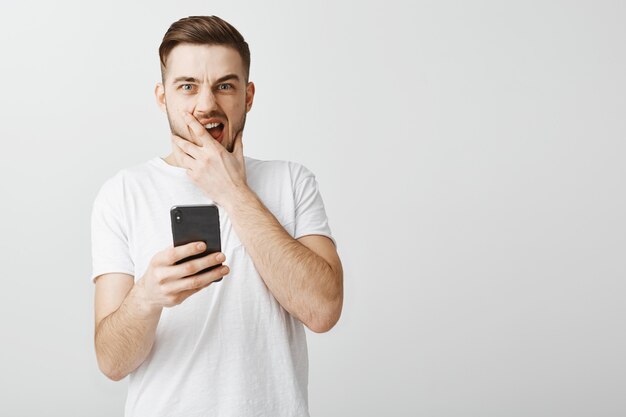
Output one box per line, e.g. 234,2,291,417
128,281,163,319
223,185,257,212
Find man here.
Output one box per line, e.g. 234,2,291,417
91,15,343,417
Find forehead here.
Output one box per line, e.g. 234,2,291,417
165,43,243,82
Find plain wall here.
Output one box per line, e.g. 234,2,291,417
0,0,624,416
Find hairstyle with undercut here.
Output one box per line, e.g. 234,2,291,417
158,15,251,83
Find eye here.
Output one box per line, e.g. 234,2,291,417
181,84,194,91
217,84,233,90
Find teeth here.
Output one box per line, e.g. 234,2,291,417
204,122,221,129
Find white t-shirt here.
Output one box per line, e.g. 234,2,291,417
90,155,336,417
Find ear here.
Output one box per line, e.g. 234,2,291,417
155,82,167,113
245,81,255,113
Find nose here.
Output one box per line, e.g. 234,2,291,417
193,85,218,114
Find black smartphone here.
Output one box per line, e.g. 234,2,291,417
170,204,223,281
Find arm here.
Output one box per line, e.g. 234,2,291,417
93,244,227,381
224,189,343,333
169,114,343,332
94,273,162,381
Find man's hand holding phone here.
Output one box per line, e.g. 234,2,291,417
136,242,229,309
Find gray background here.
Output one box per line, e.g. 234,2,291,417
0,0,624,416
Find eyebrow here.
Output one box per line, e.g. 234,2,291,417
171,73,241,85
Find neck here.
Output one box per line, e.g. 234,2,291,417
162,153,183,168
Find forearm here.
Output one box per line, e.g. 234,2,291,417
95,284,162,381
224,188,340,331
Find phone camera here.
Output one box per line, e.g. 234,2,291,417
174,210,183,224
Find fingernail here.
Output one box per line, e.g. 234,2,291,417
216,253,225,261
197,242,205,250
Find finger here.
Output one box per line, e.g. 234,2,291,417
171,134,199,161
173,286,205,301
181,111,219,148
157,241,207,267
168,251,225,279
168,263,230,293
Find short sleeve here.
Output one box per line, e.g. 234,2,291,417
90,174,134,283
292,163,337,248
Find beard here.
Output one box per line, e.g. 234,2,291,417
165,107,247,153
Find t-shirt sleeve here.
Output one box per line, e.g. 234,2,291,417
291,163,337,249
90,173,134,284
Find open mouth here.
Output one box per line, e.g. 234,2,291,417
204,122,225,142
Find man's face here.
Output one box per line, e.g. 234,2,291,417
155,43,254,153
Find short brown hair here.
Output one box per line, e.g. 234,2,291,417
158,15,251,83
